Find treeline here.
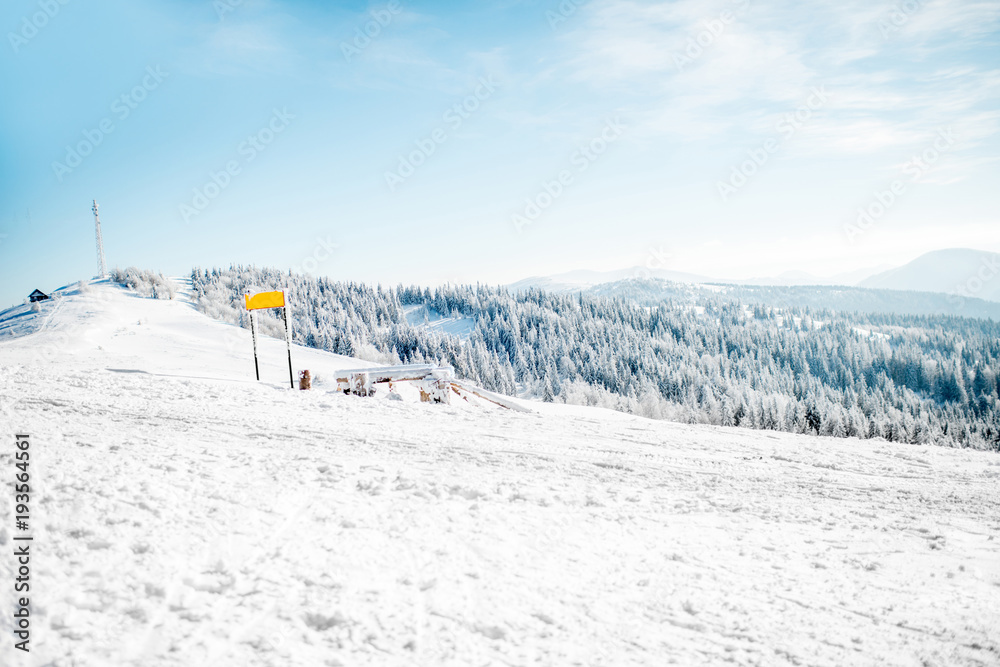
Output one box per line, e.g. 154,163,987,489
111,267,176,300
583,278,1000,321
189,266,1000,451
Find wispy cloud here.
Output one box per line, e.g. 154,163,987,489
539,0,999,174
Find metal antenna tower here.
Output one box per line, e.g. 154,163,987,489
92,200,107,279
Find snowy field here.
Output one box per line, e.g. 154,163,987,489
403,304,476,340
1,281,999,666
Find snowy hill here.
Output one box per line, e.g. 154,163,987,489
0,279,384,389
510,264,1000,320
509,267,713,292
402,304,476,340
2,280,999,666
861,249,1000,302
509,265,889,292
537,276,1000,321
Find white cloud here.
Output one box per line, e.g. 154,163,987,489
541,0,999,178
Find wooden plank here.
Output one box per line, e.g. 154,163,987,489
335,365,454,386
452,380,533,413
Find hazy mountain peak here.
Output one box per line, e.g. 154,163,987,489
861,249,1000,302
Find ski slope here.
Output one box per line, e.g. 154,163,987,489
1,280,999,666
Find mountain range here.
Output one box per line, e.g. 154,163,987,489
861,248,1000,302
512,248,1000,304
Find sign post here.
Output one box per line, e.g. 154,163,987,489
248,306,260,381
244,290,294,388
283,299,294,389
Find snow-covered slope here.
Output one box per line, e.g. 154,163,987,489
861,249,1000,302
1,281,999,666
403,304,476,340
1,280,365,386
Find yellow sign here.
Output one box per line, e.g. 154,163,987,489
245,290,285,311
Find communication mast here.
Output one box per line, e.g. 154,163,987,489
92,200,107,279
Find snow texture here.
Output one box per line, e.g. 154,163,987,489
1,280,999,666
403,305,476,340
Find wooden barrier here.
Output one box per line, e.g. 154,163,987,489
332,364,532,412
335,364,455,403
451,380,533,413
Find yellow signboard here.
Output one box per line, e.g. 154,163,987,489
245,290,285,311
243,289,295,388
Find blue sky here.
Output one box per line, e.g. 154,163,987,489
1,0,998,307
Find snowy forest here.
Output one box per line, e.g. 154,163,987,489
176,266,1000,451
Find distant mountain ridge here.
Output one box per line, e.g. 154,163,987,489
861,249,1000,303
510,248,1000,320
574,278,1000,321
510,264,890,293
508,267,713,292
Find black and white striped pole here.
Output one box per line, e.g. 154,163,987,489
248,303,260,381
282,294,294,389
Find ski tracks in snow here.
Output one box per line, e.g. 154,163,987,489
1,353,999,665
